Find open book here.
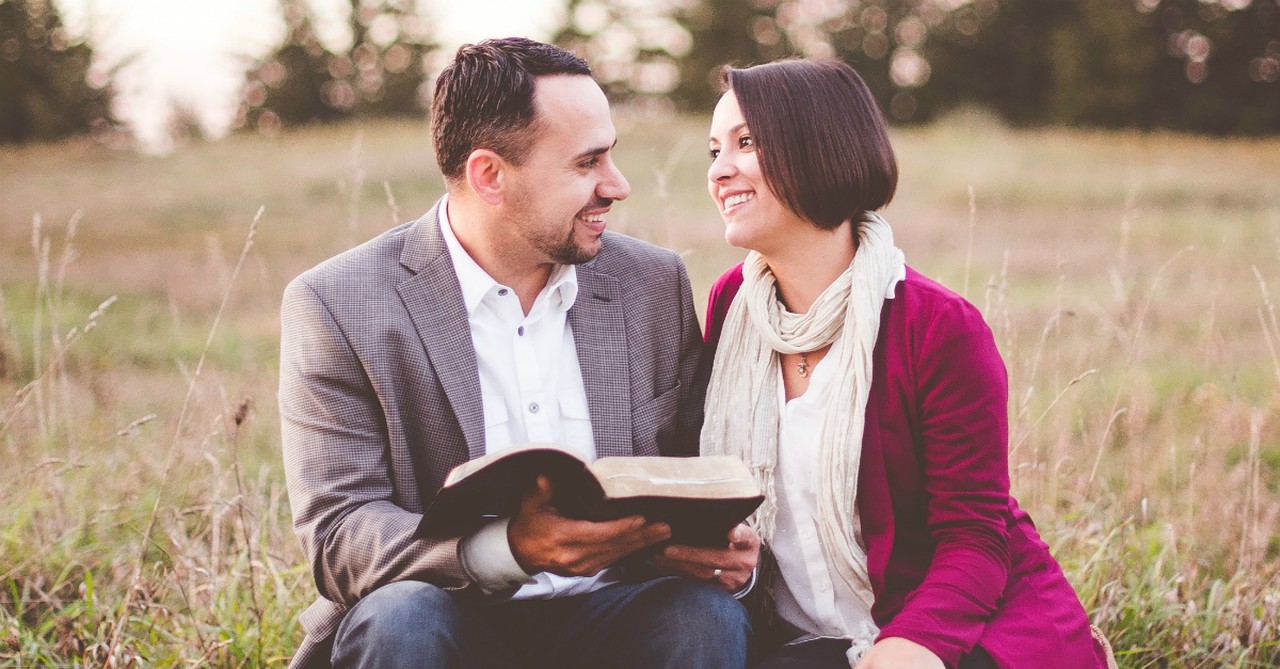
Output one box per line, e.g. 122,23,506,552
416,443,764,547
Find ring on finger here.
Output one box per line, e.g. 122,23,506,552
712,568,722,579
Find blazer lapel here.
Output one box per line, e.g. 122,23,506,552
569,264,633,458
397,202,487,461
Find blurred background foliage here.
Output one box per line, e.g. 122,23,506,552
1,0,1278,144
239,0,437,133
553,0,1280,133
0,0,110,143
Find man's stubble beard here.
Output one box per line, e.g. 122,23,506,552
507,188,601,266
545,224,598,265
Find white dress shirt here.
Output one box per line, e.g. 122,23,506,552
439,197,614,599
770,269,904,658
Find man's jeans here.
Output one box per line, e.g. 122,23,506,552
330,576,751,669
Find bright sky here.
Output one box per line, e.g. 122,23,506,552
57,0,564,151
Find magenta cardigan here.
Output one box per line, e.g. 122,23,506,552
705,264,1106,669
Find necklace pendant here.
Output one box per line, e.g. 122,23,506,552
797,352,809,378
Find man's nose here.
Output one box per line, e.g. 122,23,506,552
599,160,630,202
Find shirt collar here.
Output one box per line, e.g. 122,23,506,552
544,262,579,314
439,194,579,315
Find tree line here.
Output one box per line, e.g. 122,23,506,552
0,0,108,143
2,0,1277,145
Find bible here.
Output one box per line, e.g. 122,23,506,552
415,442,764,547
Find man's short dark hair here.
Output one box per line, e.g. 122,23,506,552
431,38,591,183
722,60,898,230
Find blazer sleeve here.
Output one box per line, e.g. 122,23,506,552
877,296,1012,667
279,278,469,607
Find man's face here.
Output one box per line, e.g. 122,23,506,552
500,75,630,265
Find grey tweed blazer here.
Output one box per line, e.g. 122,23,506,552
279,200,706,669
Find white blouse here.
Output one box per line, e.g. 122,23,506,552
770,337,880,659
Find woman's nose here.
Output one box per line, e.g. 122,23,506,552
708,152,735,182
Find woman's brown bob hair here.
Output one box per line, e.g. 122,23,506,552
721,60,897,230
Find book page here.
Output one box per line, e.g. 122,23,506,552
589,456,760,499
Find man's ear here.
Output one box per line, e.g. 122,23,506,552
465,149,506,205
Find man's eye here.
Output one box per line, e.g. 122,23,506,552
580,157,600,169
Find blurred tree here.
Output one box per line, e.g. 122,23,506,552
556,1,969,121
0,0,111,143
1043,0,1176,127
344,0,434,116
554,0,704,110
922,0,1073,124
893,0,1280,132
668,0,797,108
239,0,435,133
560,0,1277,133
1131,0,1280,134
240,0,338,130
760,0,946,122
931,0,1279,133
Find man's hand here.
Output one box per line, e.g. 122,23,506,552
508,475,672,576
853,637,944,669
651,524,760,592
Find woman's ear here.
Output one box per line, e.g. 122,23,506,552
465,149,506,205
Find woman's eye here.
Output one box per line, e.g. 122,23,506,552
739,135,754,150
708,147,720,159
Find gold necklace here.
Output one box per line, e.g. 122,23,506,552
797,351,810,377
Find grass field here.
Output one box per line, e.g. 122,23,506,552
1,110,1279,667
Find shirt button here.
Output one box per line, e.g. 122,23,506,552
497,288,508,296
817,583,828,592
517,326,525,336
528,402,540,414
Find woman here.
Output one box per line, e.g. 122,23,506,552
696,60,1110,669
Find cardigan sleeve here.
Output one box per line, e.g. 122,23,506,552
876,295,1012,668
703,263,745,349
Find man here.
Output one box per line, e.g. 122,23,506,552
279,38,755,669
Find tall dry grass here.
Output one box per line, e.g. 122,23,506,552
1,111,1278,666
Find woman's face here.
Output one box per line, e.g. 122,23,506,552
707,90,809,255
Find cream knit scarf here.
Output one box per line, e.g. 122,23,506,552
702,212,904,611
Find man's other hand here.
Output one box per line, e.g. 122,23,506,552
508,475,672,576
652,524,760,592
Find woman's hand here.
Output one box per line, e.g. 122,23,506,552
650,524,760,592
853,637,944,669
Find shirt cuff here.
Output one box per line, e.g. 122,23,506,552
458,518,537,594
732,566,758,600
